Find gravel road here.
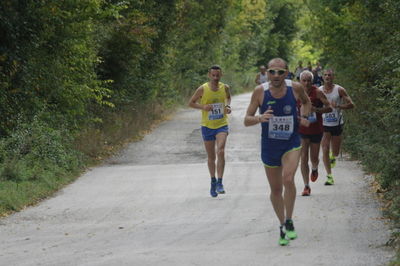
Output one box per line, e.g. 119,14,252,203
0,92,394,266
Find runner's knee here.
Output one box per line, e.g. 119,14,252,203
208,154,216,162
217,147,225,158
322,142,330,152
282,172,295,187
270,186,283,197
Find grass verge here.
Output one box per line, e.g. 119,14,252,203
0,101,174,217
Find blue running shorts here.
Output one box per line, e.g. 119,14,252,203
201,125,229,141
261,137,301,167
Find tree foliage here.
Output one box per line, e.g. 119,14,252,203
0,0,297,213
305,0,400,230
0,0,111,134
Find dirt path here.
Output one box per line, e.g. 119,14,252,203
0,93,394,266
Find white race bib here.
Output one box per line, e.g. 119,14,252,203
308,112,317,123
268,116,294,140
208,103,224,120
323,110,338,123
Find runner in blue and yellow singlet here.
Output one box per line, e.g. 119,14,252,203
189,65,231,198
244,58,311,246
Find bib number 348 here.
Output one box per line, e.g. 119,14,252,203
268,116,294,140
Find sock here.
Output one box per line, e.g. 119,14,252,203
211,177,217,183
217,177,223,183
285,219,295,232
280,225,286,237
305,184,310,188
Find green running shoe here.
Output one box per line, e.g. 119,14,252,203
279,226,289,246
329,152,336,168
279,237,289,246
325,174,334,185
285,220,298,240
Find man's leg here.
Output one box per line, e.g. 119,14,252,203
331,135,342,157
215,132,228,194
281,148,301,240
203,140,216,178
204,140,217,197
309,140,321,182
322,132,334,185
265,165,291,245
281,148,301,219
300,138,310,187
215,132,228,179
310,141,321,170
265,166,284,224
322,132,332,175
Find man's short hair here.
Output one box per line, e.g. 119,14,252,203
323,69,335,75
300,70,314,81
267,58,288,70
209,65,222,71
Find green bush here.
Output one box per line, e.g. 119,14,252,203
0,116,82,182
0,0,299,215
305,0,400,256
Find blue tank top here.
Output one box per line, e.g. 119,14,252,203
260,80,299,144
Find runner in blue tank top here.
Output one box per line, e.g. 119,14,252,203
260,79,300,167
244,58,311,246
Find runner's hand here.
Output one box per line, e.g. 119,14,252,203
259,106,273,123
300,117,311,127
203,104,213,111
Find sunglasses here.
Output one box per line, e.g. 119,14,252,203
267,69,286,75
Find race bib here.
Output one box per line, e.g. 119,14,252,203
324,111,338,123
208,103,224,120
268,116,294,140
308,112,317,123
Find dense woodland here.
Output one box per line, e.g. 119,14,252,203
0,0,399,255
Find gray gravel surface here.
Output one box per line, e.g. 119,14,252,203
0,92,395,266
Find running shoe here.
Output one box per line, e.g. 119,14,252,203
329,152,336,168
285,220,298,240
301,186,311,196
210,181,218,197
324,174,334,185
310,169,318,182
279,226,289,246
216,182,225,194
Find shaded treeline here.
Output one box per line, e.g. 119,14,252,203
0,0,298,213
304,0,400,249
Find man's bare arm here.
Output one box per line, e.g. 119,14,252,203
225,85,232,114
293,82,312,117
188,86,212,111
316,89,333,113
337,87,355,110
244,86,272,126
